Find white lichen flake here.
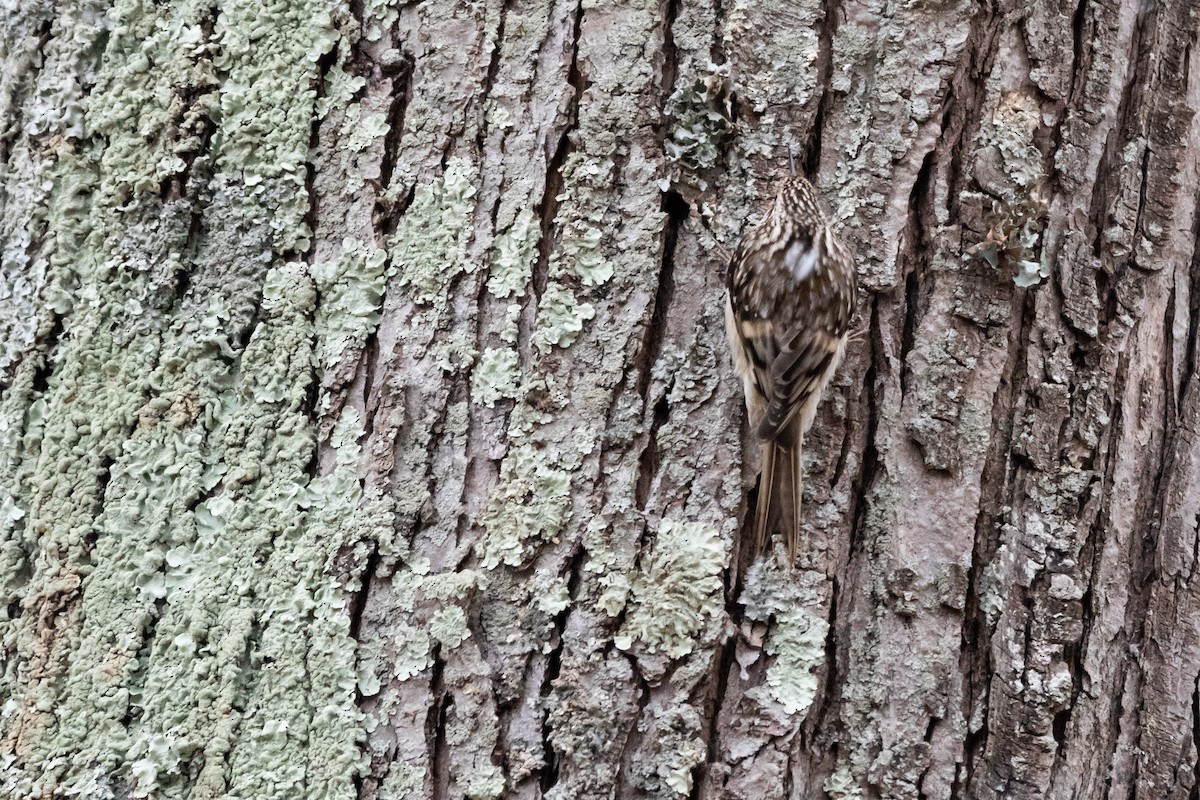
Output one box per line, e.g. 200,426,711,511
765,605,829,716
478,442,572,569
471,347,522,408
310,237,388,371
390,157,478,313
487,208,539,300
532,282,595,353
615,518,724,659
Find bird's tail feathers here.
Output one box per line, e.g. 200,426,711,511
751,428,804,563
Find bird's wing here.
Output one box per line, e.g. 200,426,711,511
755,228,855,442
756,327,844,441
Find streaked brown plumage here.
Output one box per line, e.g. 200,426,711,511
725,175,857,561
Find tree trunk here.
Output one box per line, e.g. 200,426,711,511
1,0,1197,797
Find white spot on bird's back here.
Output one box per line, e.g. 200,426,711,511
785,239,819,282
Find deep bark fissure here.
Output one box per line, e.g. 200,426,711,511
635,392,670,513
898,146,935,395
809,575,842,743
659,0,680,126
376,52,416,214
537,547,583,793
915,713,941,800
347,542,380,642
530,0,585,309
846,295,883,562
428,646,451,800
636,191,687,398
630,190,687,512
805,0,841,176
1178,186,1200,403
1066,0,1090,107
614,650,654,796
25,317,62,398
299,43,343,263
697,629,736,794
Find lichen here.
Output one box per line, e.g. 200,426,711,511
614,518,723,659
559,226,614,287
536,578,571,617
487,208,539,301
338,104,391,189
462,765,505,799
824,765,864,799
724,0,820,113
532,283,595,353
979,91,1044,191
967,90,1050,286
478,443,572,569
391,624,434,681
765,605,829,716
310,237,388,371
389,157,478,317
965,192,1049,288
660,62,734,194
430,605,471,649
471,347,522,408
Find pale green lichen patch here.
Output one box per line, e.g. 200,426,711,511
391,623,434,681
596,570,632,618
536,578,571,617
0,0,386,794
614,518,723,660
661,62,734,194
220,403,392,799
471,347,522,408
338,104,391,189
430,605,472,649
316,62,367,118
662,749,704,795
487,208,539,300
389,157,479,316
544,155,617,291
765,605,829,716
559,226,614,287
360,0,402,43
978,91,1043,191
310,237,389,371
21,1,110,141
378,763,425,798
627,705,707,797
725,0,820,114
824,765,863,799
86,0,220,205
478,442,572,568
532,283,595,353
463,765,505,799
211,0,338,253
741,558,831,717
360,562,486,681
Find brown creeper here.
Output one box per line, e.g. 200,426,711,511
725,175,858,560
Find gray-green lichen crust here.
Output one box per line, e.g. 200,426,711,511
0,0,389,796
614,518,724,660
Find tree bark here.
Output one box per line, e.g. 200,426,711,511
1,0,1198,798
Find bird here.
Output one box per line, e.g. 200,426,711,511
725,174,858,561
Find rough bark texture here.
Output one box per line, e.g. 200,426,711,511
1,0,1198,798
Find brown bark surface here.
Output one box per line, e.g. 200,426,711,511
0,0,1198,798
